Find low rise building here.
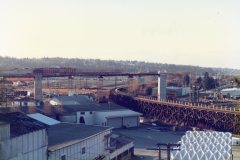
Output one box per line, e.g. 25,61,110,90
152,86,191,98
47,123,111,160
27,113,135,160
221,88,240,99
49,95,142,128
11,97,42,107
0,112,48,160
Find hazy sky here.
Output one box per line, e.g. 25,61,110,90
0,0,240,69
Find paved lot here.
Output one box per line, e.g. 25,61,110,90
114,125,240,160
113,125,184,148
232,145,240,160
113,124,184,159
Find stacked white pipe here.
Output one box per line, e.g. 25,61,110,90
171,131,232,160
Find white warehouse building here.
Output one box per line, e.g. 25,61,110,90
50,95,142,128
93,110,141,128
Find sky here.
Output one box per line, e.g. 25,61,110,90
0,0,240,69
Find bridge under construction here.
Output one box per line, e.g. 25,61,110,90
2,67,169,101
2,67,240,134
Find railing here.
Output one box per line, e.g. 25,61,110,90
136,95,240,113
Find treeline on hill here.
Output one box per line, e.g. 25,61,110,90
0,56,239,74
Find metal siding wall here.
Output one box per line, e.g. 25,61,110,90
28,132,33,153
107,118,122,128
49,130,110,160
6,130,48,160
123,116,138,128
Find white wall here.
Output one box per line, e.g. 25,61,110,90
123,116,139,128
221,89,240,97
94,112,108,127
182,87,191,96
48,129,111,160
0,129,48,160
94,111,141,128
77,111,94,125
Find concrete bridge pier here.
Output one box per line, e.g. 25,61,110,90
158,72,167,101
98,76,104,89
34,74,43,101
128,75,134,94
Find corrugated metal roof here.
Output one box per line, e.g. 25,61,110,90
28,113,60,125
0,112,47,137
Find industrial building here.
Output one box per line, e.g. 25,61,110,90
0,112,48,160
1,112,135,160
49,95,142,128
152,86,191,98
221,88,240,99
11,97,42,107
29,113,135,160
47,123,112,160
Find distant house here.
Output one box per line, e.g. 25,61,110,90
0,112,48,160
49,95,142,128
151,86,191,98
13,81,27,87
11,97,43,107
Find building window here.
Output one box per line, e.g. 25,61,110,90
61,155,66,160
81,112,85,115
82,147,86,154
89,111,93,114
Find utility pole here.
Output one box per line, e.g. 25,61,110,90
147,143,180,160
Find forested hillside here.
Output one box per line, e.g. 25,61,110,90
0,56,239,74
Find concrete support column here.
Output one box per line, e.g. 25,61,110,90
98,76,104,89
158,72,167,101
128,75,134,94
34,74,43,101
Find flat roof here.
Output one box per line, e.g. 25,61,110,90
110,134,134,151
222,88,240,92
62,103,127,114
52,95,127,113
48,123,111,151
51,95,95,105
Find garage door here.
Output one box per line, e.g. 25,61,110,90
107,117,122,128
123,116,138,128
